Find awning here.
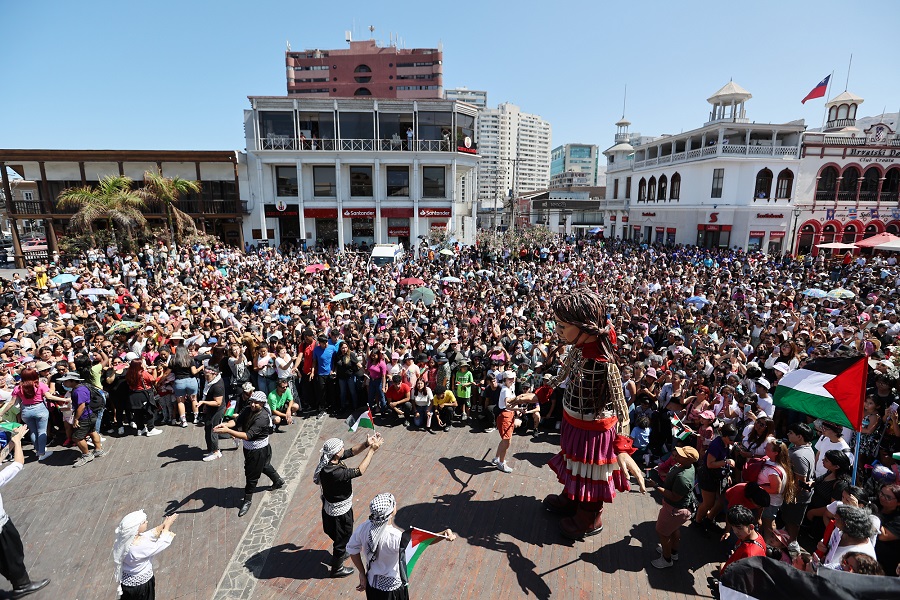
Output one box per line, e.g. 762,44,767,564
587,227,603,234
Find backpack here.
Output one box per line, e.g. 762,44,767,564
743,457,783,485
81,384,107,412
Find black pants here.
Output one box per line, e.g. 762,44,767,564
121,575,155,600
313,376,328,411
130,391,158,431
322,507,354,572
433,405,454,428
0,519,30,589
204,406,226,453
243,444,280,497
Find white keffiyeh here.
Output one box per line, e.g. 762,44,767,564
366,493,396,568
313,438,344,485
112,510,146,597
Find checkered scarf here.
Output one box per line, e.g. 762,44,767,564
366,493,396,563
313,438,344,484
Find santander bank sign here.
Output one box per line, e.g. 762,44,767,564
419,207,451,217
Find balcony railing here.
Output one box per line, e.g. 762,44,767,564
633,143,800,169
815,189,836,202
257,137,457,153
11,200,42,214
13,199,248,217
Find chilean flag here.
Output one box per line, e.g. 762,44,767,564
801,74,830,104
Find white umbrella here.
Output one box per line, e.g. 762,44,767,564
816,242,857,250
78,288,115,296
871,238,900,252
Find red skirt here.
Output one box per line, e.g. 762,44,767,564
547,413,631,503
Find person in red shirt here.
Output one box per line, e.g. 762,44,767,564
720,505,767,574
384,375,412,425
299,329,316,415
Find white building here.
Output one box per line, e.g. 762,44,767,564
243,96,480,249
443,87,488,110
605,82,805,251
550,143,600,187
476,102,551,212
793,94,899,255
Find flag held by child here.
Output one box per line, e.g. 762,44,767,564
347,408,375,432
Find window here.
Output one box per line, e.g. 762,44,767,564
350,166,373,196
613,179,619,199
379,113,414,143
839,166,860,201
625,176,632,199
816,166,838,201
354,64,372,84
711,168,724,198
23,191,34,201
418,111,453,140
259,111,295,140
455,113,475,148
754,168,773,199
422,166,445,198
658,175,667,201
386,167,409,196
647,177,656,201
313,166,336,197
860,167,880,202
354,88,372,96
638,178,646,202
275,166,298,197
670,173,681,200
776,169,794,199
339,112,374,139
298,111,335,140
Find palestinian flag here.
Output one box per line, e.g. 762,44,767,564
772,356,867,430
347,408,375,432
721,556,900,600
403,528,445,577
224,397,238,418
671,414,695,441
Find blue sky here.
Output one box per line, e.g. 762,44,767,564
3,0,898,152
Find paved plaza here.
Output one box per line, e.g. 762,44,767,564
5,414,728,600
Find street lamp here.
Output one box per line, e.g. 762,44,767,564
790,206,802,256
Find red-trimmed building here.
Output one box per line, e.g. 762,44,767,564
794,92,900,255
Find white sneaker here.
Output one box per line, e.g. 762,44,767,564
491,457,501,466
651,556,674,569
136,428,146,436
129,421,137,430
497,461,513,473
38,450,53,461
117,427,125,435
145,429,163,437
202,451,222,462
100,437,107,443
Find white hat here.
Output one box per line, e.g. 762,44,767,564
503,370,517,380
125,352,140,361
756,377,771,390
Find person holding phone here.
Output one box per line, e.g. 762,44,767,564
112,510,178,600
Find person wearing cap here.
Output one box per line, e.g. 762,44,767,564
649,445,699,568
452,360,474,421
214,391,285,518
312,434,384,578
59,371,110,467
347,492,455,597
0,424,51,597
754,378,775,418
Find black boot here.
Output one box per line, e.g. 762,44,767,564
271,477,285,490
238,498,252,517
12,578,50,599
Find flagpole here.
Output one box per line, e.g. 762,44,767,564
851,429,862,485
820,71,835,130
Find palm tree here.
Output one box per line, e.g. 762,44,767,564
56,175,147,250
138,170,201,245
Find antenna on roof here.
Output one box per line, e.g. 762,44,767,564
369,25,375,39
622,84,627,119
286,40,291,52
845,53,853,91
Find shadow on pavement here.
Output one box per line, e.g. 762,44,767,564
158,443,206,467
511,450,555,469
165,486,242,514
246,543,332,581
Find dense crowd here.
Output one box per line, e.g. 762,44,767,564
1,233,900,590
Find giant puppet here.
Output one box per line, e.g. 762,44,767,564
542,288,636,539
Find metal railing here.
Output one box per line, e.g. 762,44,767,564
11,200,42,214
257,137,456,152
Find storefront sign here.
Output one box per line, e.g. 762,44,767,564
609,215,617,221
642,212,656,217
342,208,375,218
304,208,338,218
666,227,676,234
381,207,414,218
429,222,447,229
655,226,664,232
749,231,766,237
457,136,477,155
264,204,298,218
276,200,287,212
388,227,410,237
769,231,786,238
756,213,784,219
419,207,451,218
621,216,629,223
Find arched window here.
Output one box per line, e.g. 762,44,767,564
887,222,900,235
670,172,681,200
354,87,372,96
837,104,849,120
354,64,372,83
755,168,773,199
864,223,879,239
839,166,860,201
648,176,657,201
882,168,900,203
829,106,838,121
638,178,647,202
860,167,880,202
658,174,668,201
822,223,837,245
849,104,858,119
775,169,793,199
842,223,857,245
797,224,816,255
816,166,838,201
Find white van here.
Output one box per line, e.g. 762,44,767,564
369,243,405,266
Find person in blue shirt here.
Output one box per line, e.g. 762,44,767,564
312,335,338,415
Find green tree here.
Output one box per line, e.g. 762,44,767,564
56,175,147,250
138,170,201,245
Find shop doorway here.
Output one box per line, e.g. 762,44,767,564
279,215,302,248
315,219,338,249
